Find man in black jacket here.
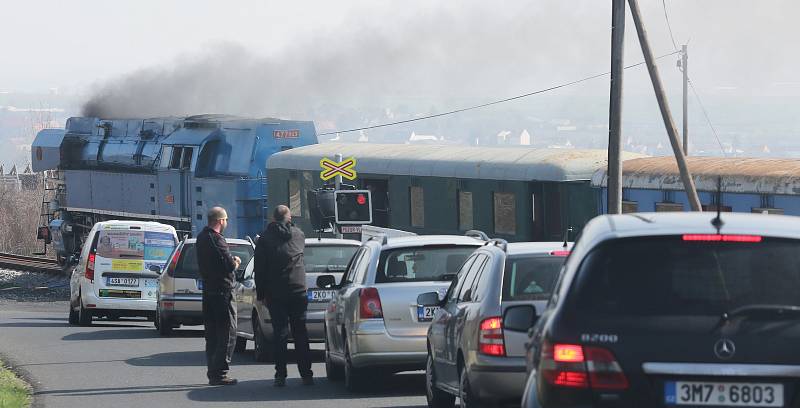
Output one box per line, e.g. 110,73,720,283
254,204,313,386
196,206,241,386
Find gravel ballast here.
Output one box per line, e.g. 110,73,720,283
0,269,70,303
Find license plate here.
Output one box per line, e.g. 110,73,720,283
417,306,439,322
196,280,204,290
308,289,336,302
665,381,784,407
107,277,139,287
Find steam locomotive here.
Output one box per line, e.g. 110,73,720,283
31,115,317,263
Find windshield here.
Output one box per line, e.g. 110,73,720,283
502,255,565,301
376,245,477,283
304,245,358,272
574,236,800,316
177,243,254,279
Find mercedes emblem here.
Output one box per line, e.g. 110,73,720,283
714,339,736,360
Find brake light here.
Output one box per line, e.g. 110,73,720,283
479,316,505,356
550,250,571,256
359,287,383,319
167,249,181,276
541,343,628,390
86,253,96,281
682,234,762,243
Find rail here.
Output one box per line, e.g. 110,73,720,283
0,252,63,274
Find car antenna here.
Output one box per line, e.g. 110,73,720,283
562,227,573,248
711,176,724,233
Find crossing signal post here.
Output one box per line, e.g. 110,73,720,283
334,190,372,225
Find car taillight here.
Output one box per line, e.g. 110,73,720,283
86,253,96,281
550,250,571,256
167,249,181,276
541,343,628,390
359,287,383,319
478,316,505,356
682,234,762,242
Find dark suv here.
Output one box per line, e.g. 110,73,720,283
523,212,800,408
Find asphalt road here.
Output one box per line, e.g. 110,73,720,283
0,301,428,408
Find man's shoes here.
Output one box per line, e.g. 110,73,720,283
301,377,315,386
273,377,286,387
208,376,238,386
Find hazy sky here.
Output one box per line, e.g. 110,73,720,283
2,1,798,114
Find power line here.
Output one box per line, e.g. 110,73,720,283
319,50,681,136
688,77,727,156
662,0,679,51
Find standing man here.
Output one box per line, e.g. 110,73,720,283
196,206,241,386
254,204,313,386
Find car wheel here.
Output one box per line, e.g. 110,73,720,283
68,303,79,325
253,316,273,362
426,351,455,408
156,306,172,336
325,327,344,381
78,297,92,326
344,341,366,392
459,361,481,408
234,336,247,353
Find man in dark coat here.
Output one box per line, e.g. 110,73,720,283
196,206,241,386
254,204,313,386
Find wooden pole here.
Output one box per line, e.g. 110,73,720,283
628,0,702,211
607,0,626,214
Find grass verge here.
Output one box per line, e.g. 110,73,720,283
0,359,30,408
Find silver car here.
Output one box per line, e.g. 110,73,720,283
420,240,571,407
320,235,485,391
155,238,255,336
234,238,360,361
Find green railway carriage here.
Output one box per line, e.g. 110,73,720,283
266,143,643,242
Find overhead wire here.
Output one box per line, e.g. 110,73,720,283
662,0,727,156
319,50,681,136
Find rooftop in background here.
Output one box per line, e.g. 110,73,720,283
591,156,800,195
269,143,645,182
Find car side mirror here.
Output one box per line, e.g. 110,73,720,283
148,264,162,274
316,274,337,289
416,291,441,307
504,305,538,332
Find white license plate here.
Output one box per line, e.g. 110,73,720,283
107,277,139,287
665,381,783,407
308,289,336,302
417,306,439,322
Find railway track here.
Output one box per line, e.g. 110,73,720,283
0,252,63,274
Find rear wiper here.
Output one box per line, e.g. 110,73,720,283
712,304,800,331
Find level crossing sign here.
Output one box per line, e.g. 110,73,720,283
320,157,357,181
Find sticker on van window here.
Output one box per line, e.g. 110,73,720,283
112,259,145,272
97,230,145,259
144,232,175,262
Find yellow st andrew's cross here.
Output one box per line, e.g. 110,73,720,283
319,157,357,181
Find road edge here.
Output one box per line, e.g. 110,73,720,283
0,352,42,408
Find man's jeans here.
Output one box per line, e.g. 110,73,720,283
267,293,313,379
202,290,237,380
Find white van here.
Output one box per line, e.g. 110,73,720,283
68,221,178,325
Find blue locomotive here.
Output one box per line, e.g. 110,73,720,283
31,114,317,263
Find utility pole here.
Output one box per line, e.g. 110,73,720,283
627,0,702,211
334,153,343,238
682,44,688,155
607,0,626,214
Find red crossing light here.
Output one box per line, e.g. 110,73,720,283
356,194,367,205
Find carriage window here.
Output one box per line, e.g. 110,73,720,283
458,191,473,231
410,186,425,227
493,192,516,235
622,201,638,213
289,176,302,216
168,146,193,170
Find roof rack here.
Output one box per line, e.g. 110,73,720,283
464,230,489,241
484,238,508,252
368,235,389,245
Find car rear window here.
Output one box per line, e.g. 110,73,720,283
95,229,176,271
502,255,565,301
574,236,800,316
176,243,254,279
304,245,358,273
376,245,477,283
